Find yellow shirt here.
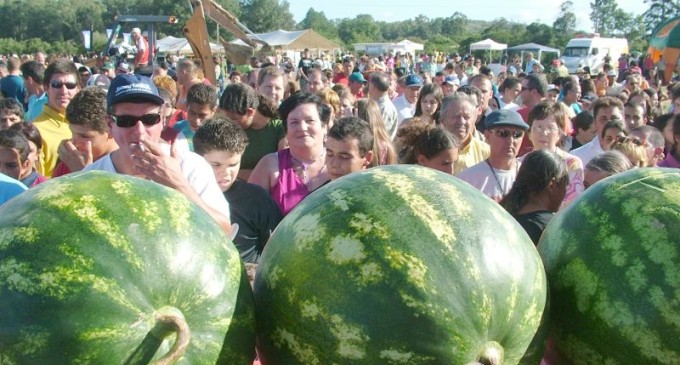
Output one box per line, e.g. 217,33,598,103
34,105,71,177
454,136,490,175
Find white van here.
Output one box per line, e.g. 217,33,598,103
560,37,629,75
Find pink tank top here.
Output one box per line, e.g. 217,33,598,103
271,149,310,216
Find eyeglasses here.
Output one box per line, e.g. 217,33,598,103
50,80,78,90
532,124,561,134
111,114,162,128
492,129,525,139
616,136,645,146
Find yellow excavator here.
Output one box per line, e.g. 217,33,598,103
183,0,270,85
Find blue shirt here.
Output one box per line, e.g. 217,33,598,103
0,172,27,206
0,75,26,107
173,120,196,151
25,92,48,122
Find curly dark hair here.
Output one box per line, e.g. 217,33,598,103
66,88,108,132
193,116,249,155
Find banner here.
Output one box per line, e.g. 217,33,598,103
82,30,91,50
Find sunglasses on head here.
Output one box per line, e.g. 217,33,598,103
616,136,644,146
111,114,161,128
492,129,524,139
50,80,78,90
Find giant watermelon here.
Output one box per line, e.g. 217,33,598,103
254,165,547,365
538,168,680,364
0,171,255,364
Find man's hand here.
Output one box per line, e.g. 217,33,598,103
57,139,93,172
130,140,186,190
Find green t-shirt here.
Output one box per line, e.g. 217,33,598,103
241,119,285,170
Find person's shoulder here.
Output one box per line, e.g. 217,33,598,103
231,179,271,197
173,120,188,131
84,153,114,172
456,160,487,179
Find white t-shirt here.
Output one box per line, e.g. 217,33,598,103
392,94,416,124
457,159,521,201
571,137,605,167
84,148,230,220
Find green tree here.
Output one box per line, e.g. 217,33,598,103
239,0,295,33
297,8,338,41
643,0,680,34
590,0,621,35
337,14,381,45
553,1,576,45
441,12,469,39
480,18,526,46
524,23,555,47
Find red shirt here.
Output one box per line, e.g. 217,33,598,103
333,73,349,86
517,106,533,157
135,36,150,66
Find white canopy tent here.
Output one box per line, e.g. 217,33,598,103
156,36,224,55
505,43,561,65
469,38,508,52
469,38,507,64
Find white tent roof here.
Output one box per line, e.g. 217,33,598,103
394,39,424,50
156,36,224,55
230,29,340,51
469,38,507,51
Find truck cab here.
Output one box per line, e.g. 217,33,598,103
560,37,629,75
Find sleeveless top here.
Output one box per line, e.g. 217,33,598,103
271,149,310,216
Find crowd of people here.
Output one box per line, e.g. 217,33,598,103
0,45,677,262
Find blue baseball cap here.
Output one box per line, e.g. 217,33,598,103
107,74,164,108
405,74,423,87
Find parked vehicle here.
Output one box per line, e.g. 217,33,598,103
560,36,629,75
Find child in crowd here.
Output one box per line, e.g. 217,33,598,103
173,83,218,153
0,98,24,130
193,117,282,264
325,117,374,181
396,123,459,175
53,88,118,177
0,129,46,187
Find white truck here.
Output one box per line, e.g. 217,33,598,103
560,36,629,75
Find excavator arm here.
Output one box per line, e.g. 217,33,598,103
183,0,270,85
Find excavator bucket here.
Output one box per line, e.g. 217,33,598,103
222,39,255,65
183,3,217,85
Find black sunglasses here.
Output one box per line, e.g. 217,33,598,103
111,114,161,128
493,129,524,139
50,80,78,90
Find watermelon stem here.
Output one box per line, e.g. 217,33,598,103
475,341,504,365
123,306,191,365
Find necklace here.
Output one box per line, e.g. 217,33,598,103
485,159,518,195
292,151,325,181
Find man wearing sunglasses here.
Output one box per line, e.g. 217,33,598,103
84,74,232,234
33,60,81,177
458,109,529,202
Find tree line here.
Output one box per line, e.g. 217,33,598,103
0,0,677,56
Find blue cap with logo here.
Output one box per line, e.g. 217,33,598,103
107,74,165,108
405,74,423,87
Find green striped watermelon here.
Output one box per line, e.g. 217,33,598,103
254,165,547,365
0,171,255,364
538,168,680,364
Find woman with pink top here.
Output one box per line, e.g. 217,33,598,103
526,101,584,209
249,93,330,215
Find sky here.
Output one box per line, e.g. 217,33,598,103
289,0,644,33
